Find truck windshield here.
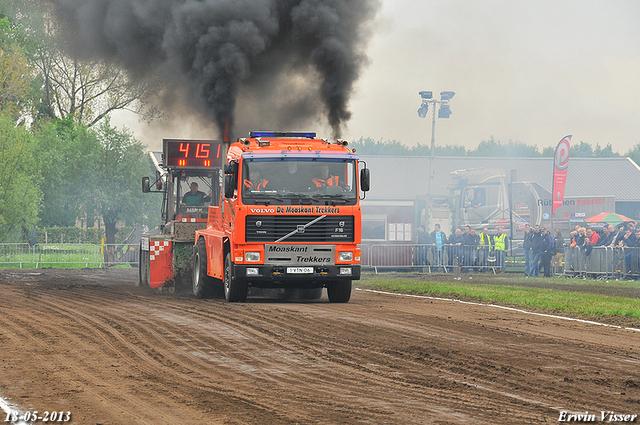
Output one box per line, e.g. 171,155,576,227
241,158,358,205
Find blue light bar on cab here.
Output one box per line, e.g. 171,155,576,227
249,131,316,138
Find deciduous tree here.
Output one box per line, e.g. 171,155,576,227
0,113,41,241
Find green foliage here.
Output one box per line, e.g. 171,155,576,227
625,143,640,166
0,113,42,242
89,117,151,243
32,118,160,243
34,225,138,245
360,276,640,320
32,118,99,227
35,226,104,245
352,135,629,160
0,16,38,121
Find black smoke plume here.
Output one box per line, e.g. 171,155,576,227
52,0,380,139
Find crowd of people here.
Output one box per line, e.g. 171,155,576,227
414,224,511,272
413,221,640,277
556,221,640,277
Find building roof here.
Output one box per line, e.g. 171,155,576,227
360,156,640,202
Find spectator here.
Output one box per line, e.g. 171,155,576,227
554,228,565,270
430,224,448,272
554,229,565,253
493,227,509,271
584,227,599,256
625,229,640,274
477,227,493,272
596,225,614,247
447,228,464,270
614,222,636,247
415,225,431,269
540,228,555,277
462,226,477,272
530,225,543,277
523,224,533,276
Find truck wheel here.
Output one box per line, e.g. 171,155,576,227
224,252,248,302
193,239,214,298
327,280,352,303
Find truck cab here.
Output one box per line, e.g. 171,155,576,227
193,131,370,303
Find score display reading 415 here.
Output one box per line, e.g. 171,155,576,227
163,139,224,169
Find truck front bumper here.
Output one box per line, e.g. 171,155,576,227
233,264,361,287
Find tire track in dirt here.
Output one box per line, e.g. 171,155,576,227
1,270,639,424
0,284,298,425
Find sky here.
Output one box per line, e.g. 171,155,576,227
114,0,640,154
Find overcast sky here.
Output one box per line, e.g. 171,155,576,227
115,0,640,153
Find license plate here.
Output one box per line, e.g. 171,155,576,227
287,267,314,274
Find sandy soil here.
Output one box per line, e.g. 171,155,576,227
0,268,638,424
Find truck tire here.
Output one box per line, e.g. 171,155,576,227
224,252,248,302
327,280,352,303
193,238,214,299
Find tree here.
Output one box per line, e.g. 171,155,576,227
593,143,620,158
570,141,594,158
0,17,37,121
625,144,640,167
87,118,154,244
33,118,160,243
0,113,41,242
351,137,410,156
32,118,98,227
1,0,161,127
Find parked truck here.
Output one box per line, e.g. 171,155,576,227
141,132,370,303
422,168,614,237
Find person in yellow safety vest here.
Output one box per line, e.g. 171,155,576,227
244,169,269,192
312,164,339,188
493,227,509,271
477,227,493,272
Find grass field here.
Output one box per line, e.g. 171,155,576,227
358,273,640,324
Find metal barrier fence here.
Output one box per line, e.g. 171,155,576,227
562,246,640,279
366,244,511,273
3,241,638,279
0,243,31,267
0,243,139,268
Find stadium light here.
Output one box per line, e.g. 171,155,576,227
417,89,455,200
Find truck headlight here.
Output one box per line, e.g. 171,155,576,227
245,252,261,262
338,251,353,262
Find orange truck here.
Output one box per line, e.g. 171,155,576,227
141,132,370,303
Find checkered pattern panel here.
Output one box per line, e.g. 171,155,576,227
150,240,170,261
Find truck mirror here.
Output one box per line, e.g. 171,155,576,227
142,177,150,193
224,162,238,175
360,168,370,192
224,174,236,198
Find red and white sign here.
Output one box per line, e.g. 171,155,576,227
552,135,571,214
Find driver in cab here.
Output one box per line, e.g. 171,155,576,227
312,164,340,188
182,182,211,206
244,168,269,192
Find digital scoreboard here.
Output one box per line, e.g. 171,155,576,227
163,139,224,169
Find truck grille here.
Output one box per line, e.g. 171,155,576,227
246,215,354,243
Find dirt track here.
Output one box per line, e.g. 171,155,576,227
0,269,639,424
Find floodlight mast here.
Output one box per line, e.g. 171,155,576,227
417,90,455,200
